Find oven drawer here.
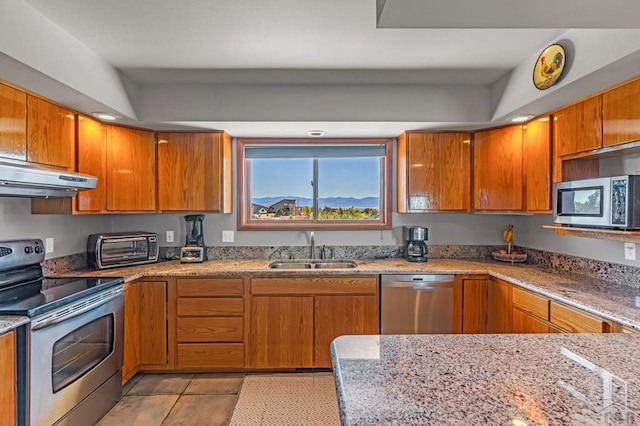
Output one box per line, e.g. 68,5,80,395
177,343,244,368
177,317,244,342
177,297,244,316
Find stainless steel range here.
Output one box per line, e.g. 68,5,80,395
0,239,124,426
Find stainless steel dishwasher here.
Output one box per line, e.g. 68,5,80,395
381,274,454,334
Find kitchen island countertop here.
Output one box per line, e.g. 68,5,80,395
331,333,640,425
54,257,640,330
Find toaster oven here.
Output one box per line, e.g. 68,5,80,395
87,232,159,270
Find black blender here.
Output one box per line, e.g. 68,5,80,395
180,214,208,263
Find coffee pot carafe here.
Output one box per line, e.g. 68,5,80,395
403,226,428,262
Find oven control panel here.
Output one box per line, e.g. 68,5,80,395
0,239,45,270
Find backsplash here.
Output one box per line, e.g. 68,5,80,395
42,244,640,288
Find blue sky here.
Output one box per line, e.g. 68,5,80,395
251,157,380,198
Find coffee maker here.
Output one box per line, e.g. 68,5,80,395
180,214,208,263
403,226,428,262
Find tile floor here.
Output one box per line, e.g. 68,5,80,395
98,373,244,426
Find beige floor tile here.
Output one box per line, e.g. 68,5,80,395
128,374,194,395
183,373,244,395
97,395,179,426
162,394,237,426
122,373,143,395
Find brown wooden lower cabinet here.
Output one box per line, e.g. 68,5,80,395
511,307,550,333
0,330,16,426
249,276,379,369
549,302,610,333
250,295,315,368
510,284,610,334
123,279,170,383
314,295,379,368
123,283,140,383
457,276,510,333
175,277,246,369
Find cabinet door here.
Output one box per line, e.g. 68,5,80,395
399,132,470,212
462,278,510,333
106,126,156,211
438,133,471,211
0,83,27,161
314,295,379,368
553,96,602,157
523,117,552,212
0,331,16,426
512,307,549,333
473,126,523,211
27,96,75,169
123,283,140,383
249,296,314,368
603,78,640,147
405,133,438,210
158,132,232,212
138,281,168,366
76,116,106,212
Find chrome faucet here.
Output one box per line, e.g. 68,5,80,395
310,231,315,259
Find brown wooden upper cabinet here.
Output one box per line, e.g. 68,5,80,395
33,116,157,214
553,96,602,157
0,83,27,161
157,132,232,212
105,125,156,211
473,125,523,211
523,117,552,212
397,132,471,212
602,77,640,147
27,96,75,169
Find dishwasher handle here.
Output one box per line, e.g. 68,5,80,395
382,280,453,290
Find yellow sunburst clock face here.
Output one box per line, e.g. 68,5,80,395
533,43,567,90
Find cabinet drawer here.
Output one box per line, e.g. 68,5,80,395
177,343,244,368
177,278,244,296
251,276,378,295
177,297,244,317
177,317,244,342
550,302,608,333
512,286,549,320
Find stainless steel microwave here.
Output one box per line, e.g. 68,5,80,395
552,175,640,229
87,232,159,269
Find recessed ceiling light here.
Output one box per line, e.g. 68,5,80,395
510,115,534,123
307,130,326,137
91,112,120,121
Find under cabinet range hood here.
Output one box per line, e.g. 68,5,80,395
0,160,97,198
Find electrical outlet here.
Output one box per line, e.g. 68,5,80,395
222,230,234,243
45,237,54,254
624,242,636,261
166,230,174,243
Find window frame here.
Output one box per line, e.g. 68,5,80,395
237,138,393,231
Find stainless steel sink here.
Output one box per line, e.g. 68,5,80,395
268,262,313,269
268,260,357,269
313,261,357,269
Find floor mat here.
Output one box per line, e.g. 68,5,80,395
228,373,341,426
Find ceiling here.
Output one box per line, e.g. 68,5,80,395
1,0,640,137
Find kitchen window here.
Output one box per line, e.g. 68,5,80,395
237,139,392,230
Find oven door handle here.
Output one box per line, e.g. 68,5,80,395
31,286,124,331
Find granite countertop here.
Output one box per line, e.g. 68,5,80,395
331,333,640,425
54,258,640,330
0,316,29,335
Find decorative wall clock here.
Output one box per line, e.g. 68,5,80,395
533,44,566,90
